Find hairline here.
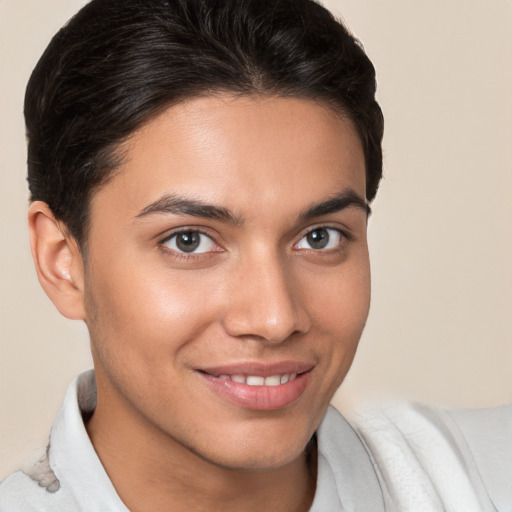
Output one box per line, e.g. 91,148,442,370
73,89,359,254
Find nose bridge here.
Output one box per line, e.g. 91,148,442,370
223,247,310,343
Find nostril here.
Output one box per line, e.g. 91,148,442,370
221,261,312,342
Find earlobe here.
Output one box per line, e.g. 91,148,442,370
28,201,86,320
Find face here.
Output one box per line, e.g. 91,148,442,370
83,95,370,470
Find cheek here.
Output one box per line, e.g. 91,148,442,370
308,252,370,333
305,251,371,377
83,258,219,367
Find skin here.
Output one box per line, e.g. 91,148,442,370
29,95,370,512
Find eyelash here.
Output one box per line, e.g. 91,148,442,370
158,225,350,259
159,229,221,260
294,226,349,252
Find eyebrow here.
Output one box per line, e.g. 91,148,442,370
297,189,371,223
134,188,370,225
134,194,242,225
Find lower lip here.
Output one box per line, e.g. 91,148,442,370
199,372,311,411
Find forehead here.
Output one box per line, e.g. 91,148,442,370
90,94,366,222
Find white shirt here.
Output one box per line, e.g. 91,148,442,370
1,370,510,511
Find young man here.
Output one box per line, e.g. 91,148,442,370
2,1,384,509
0,1,509,511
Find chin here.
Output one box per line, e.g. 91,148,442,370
201,443,309,472
186,418,316,471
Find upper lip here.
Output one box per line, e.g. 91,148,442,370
198,361,315,377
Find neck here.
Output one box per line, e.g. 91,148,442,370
85,384,317,512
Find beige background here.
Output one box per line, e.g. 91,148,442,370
1,0,511,480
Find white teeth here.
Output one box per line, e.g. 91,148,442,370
264,375,281,386
217,372,300,386
246,376,265,386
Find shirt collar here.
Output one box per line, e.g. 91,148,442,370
48,371,384,512
48,370,130,511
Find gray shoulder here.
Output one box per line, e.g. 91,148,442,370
350,402,503,512
0,471,45,512
448,404,512,511
0,464,66,512
314,406,386,511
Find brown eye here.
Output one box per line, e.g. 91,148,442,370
296,227,342,251
162,231,217,254
306,228,329,249
176,232,200,252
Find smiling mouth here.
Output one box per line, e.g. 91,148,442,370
208,372,299,386
198,367,312,410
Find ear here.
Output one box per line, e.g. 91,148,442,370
28,201,86,320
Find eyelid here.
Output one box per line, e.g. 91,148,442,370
297,222,352,240
160,227,210,243
159,227,223,256
293,225,350,251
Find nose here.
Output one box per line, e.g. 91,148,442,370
221,250,312,344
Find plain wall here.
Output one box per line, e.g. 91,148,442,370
1,0,511,480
